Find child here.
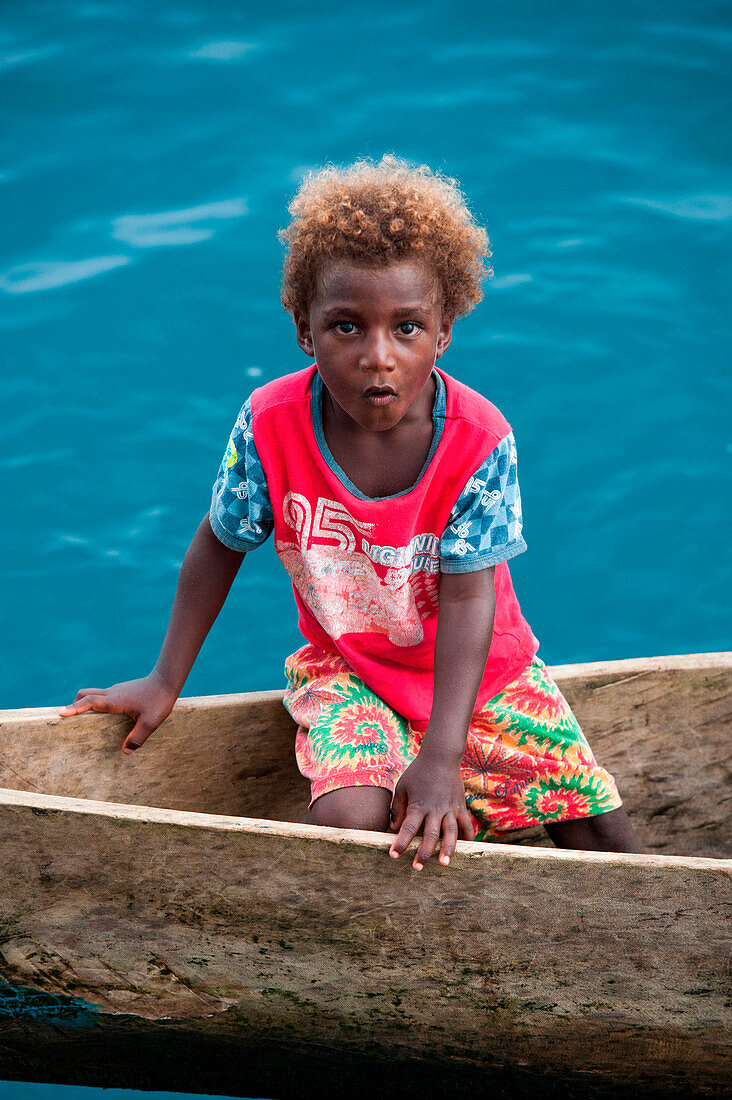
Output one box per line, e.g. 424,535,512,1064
60,155,643,867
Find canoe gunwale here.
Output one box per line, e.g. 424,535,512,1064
1,651,730,723
1,785,730,872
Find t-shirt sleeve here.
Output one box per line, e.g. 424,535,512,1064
208,398,274,553
440,431,527,573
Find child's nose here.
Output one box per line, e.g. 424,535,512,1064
359,329,396,371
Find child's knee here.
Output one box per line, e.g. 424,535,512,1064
307,786,392,832
545,806,644,853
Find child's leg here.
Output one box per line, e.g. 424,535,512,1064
544,805,645,853
462,656,641,850
304,786,392,832
283,642,417,833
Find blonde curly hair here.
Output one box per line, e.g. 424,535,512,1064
279,154,493,323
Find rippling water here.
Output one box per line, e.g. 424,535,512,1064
1,0,730,1097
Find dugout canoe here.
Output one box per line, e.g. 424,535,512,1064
0,652,730,1100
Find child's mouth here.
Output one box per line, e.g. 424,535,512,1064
363,391,396,407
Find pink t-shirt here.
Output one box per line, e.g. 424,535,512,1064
212,363,539,730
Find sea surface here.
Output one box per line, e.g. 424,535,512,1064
1,1,729,1098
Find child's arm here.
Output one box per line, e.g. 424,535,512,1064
388,566,496,869
59,514,244,753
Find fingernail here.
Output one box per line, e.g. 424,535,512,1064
441,856,450,865
413,862,423,871
389,850,399,858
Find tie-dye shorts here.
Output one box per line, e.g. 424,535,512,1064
283,643,622,839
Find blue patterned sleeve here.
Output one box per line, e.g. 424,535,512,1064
208,398,274,552
440,432,527,573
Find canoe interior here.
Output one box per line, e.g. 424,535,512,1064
1,653,730,858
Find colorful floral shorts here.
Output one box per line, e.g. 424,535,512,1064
282,643,623,840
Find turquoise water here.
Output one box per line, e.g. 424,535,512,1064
0,1086,261,1100
1,0,729,1097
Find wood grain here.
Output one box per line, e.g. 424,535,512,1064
0,790,730,1095
1,653,730,1095
1,653,729,855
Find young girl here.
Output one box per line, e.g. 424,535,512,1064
60,155,643,868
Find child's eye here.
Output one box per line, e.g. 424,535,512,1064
398,322,420,335
333,322,356,334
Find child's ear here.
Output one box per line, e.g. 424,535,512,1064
294,309,315,359
435,319,453,360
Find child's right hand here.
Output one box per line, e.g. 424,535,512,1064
58,670,178,754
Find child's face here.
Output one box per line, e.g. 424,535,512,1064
294,258,452,433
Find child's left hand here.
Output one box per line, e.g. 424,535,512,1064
388,750,474,870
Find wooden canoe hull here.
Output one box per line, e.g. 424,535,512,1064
2,652,730,858
1,654,731,1097
1,793,730,1097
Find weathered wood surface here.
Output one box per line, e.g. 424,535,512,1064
1,653,730,856
0,687,308,824
548,653,732,858
1,790,730,1098
1,653,731,1096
